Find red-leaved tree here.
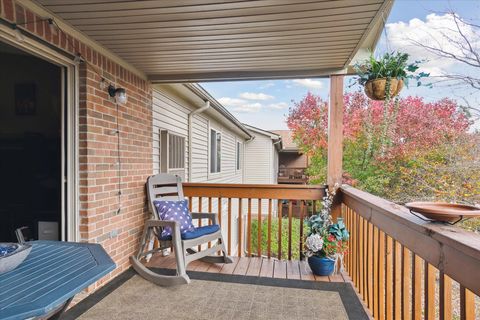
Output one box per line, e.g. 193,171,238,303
287,92,478,204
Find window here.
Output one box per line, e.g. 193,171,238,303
160,130,185,175
210,128,221,173
236,141,241,170
168,134,185,169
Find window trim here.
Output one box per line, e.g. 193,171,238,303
168,132,186,170
159,129,186,174
208,126,222,176
236,140,242,172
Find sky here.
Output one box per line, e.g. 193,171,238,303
201,0,480,130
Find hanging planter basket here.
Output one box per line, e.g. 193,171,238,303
364,78,404,101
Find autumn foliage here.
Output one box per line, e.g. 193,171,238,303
287,92,479,207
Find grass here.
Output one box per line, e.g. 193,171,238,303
460,217,480,233
250,217,306,260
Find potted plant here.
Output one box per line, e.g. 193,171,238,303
304,187,349,276
354,51,429,101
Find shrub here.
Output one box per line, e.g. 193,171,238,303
250,217,306,260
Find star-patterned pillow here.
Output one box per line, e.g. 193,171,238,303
153,199,195,238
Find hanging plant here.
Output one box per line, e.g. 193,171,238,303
353,51,430,101
354,51,431,155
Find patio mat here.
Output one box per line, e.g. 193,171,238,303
64,268,368,320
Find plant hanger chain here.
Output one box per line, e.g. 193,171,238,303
382,11,392,54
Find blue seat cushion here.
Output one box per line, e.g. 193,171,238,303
159,224,220,241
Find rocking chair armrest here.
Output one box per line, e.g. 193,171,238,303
190,212,218,225
144,219,178,229
144,219,182,243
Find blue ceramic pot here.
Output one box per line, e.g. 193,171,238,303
308,256,335,276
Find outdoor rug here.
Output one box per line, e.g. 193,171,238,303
64,268,368,320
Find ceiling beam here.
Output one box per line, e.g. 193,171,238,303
148,68,349,83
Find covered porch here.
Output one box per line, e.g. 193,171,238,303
69,183,480,319
1,0,479,319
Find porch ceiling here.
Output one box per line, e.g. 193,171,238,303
37,0,393,82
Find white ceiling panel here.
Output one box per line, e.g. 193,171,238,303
37,0,394,82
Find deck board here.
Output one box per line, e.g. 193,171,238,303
245,257,262,277
286,260,301,280
329,273,344,282
299,260,316,281
219,257,238,274
233,257,250,275
205,263,224,273
259,258,274,278
193,260,211,272
147,255,347,283
273,260,287,279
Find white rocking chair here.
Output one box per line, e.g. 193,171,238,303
130,174,232,285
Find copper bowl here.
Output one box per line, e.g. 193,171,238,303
405,202,480,224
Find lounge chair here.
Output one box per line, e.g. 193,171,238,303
130,173,232,285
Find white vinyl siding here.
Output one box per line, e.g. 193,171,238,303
244,129,279,215
244,134,276,184
152,85,246,255
152,89,190,179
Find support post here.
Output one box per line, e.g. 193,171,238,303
328,75,344,221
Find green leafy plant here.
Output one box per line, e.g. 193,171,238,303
354,51,430,88
329,219,350,241
304,186,349,259
353,52,431,155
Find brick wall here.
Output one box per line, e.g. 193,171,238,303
1,0,153,288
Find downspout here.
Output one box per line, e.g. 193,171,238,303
272,139,282,184
188,101,210,182
242,135,255,183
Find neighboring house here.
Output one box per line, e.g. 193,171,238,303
152,83,252,254
243,124,281,185
272,130,310,184
152,83,251,183
243,124,282,215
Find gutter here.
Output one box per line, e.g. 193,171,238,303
184,83,252,139
188,101,210,182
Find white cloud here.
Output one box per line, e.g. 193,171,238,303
266,102,289,110
218,97,288,113
260,82,275,89
385,13,480,127
239,92,274,100
386,13,479,77
218,97,262,113
292,79,324,89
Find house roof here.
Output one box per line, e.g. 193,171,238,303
271,130,300,152
184,84,252,139
243,124,282,150
35,0,394,82
154,83,252,139
243,124,280,140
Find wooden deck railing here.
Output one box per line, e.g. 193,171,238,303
182,182,479,319
182,183,326,260
341,185,480,320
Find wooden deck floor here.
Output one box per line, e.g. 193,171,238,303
146,255,349,283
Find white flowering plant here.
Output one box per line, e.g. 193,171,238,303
304,185,349,259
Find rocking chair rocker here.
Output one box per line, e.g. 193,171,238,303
130,174,232,285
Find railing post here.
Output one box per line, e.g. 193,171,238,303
328,74,344,220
